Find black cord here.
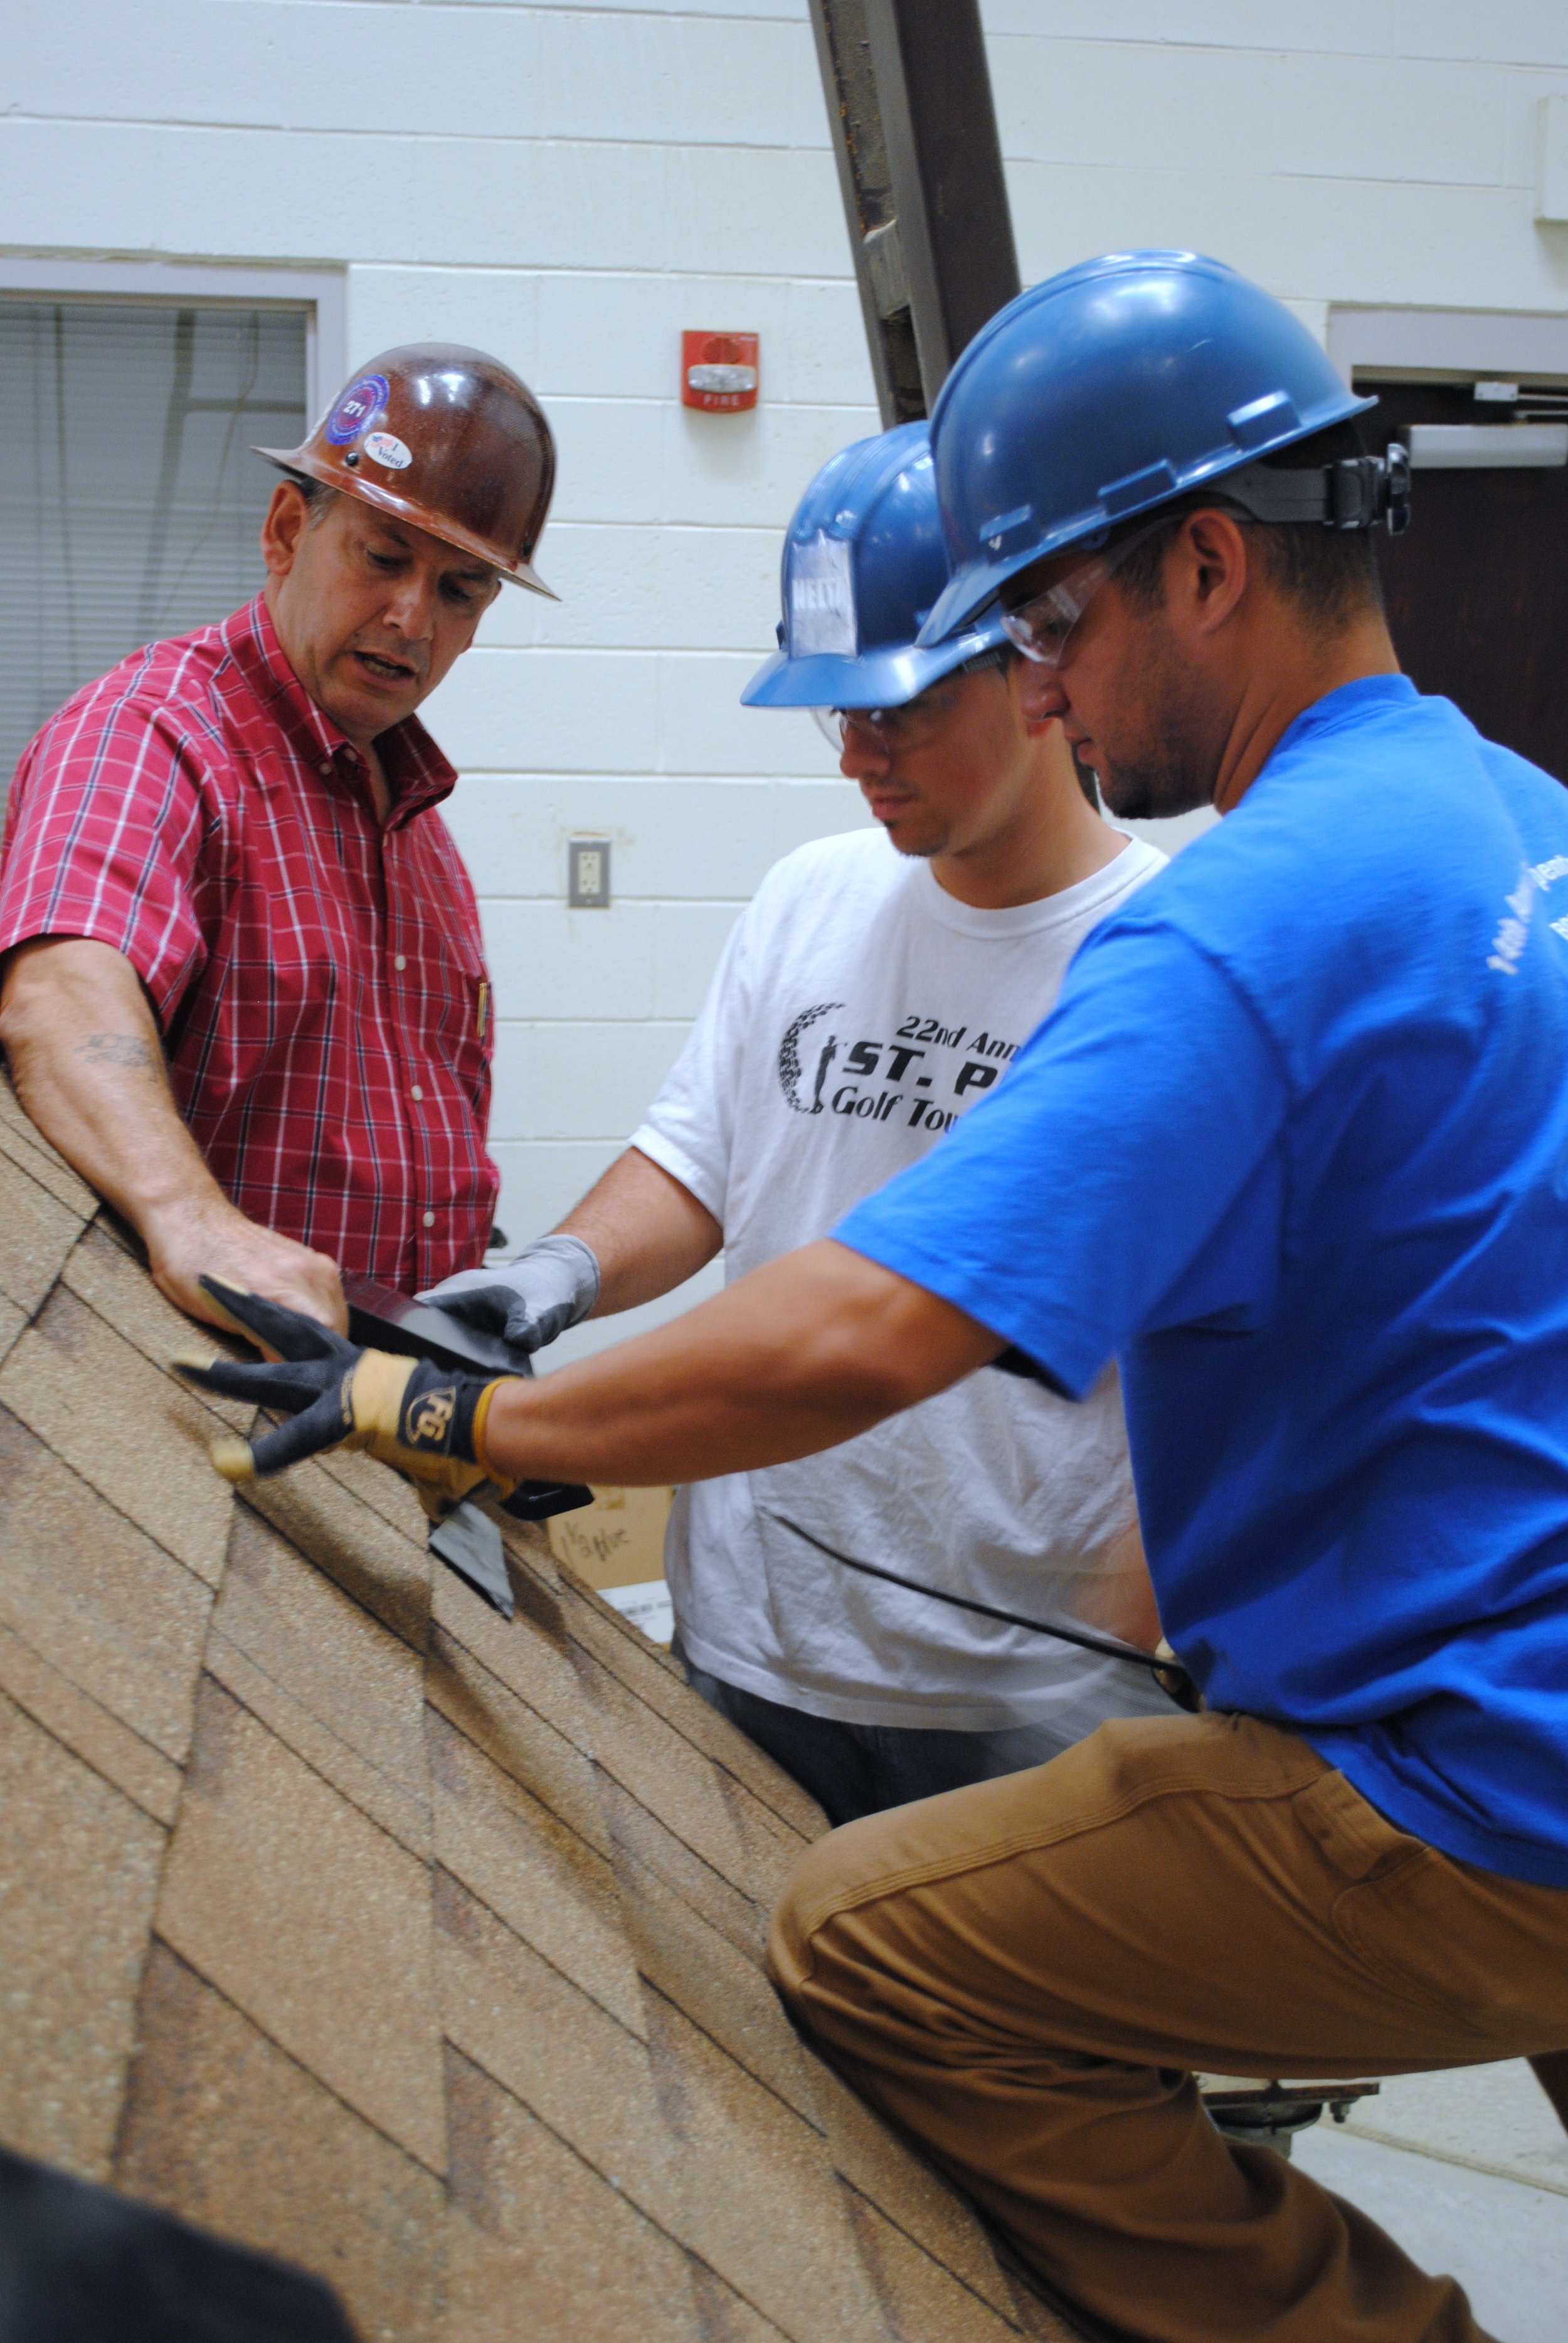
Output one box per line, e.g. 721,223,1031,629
763,1511,1163,1672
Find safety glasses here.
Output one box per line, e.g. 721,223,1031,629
1000,515,1177,669
812,649,1007,756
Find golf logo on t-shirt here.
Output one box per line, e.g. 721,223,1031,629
776,1002,844,1113
777,1002,1015,1134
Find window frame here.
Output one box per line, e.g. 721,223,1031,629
0,257,346,421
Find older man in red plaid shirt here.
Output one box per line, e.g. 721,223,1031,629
0,344,556,1332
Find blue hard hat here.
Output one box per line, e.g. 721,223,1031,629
743,422,1008,709
918,250,1376,646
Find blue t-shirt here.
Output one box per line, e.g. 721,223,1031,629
837,675,1568,1886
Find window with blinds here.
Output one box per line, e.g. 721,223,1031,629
0,300,308,791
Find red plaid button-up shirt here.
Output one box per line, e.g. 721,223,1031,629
0,594,498,1289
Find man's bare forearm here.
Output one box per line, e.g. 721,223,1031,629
1,937,228,1226
553,1145,722,1315
0,936,347,1329
480,1238,1002,1485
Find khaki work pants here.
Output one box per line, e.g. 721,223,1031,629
767,1711,1568,2343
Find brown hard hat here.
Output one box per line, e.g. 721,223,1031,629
257,344,557,597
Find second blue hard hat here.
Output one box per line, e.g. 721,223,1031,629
743,422,1007,709
918,250,1375,646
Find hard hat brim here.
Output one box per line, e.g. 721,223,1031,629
742,611,1009,709
255,447,558,600
918,409,1378,646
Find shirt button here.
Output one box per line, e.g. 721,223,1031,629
422,1211,435,1229
394,954,406,971
410,1085,423,1102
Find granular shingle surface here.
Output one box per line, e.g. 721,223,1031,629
0,1075,1074,2341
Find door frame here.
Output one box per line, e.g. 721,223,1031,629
1328,306,1568,388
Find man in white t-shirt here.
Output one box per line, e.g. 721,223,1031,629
424,425,1173,1821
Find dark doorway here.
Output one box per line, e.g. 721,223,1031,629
1357,375,1568,782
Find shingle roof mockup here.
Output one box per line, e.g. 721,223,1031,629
0,1073,1071,2342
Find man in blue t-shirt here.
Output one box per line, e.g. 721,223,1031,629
186,256,1568,2343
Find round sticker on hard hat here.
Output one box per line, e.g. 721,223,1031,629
325,373,391,447
363,429,413,472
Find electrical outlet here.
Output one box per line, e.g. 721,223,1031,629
568,837,612,909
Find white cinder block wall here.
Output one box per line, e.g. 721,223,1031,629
985,2,1568,324
6,0,1568,1356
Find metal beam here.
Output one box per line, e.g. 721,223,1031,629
808,0,1020,426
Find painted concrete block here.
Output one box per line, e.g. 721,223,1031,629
423,648,660,775
771,781,874,862
656,652,816,775
1005,154,1559,317
530,9,821,150
539,389,873,548
783,280,880,410
650,903,743,1019
1401,3,1568,68
480,901,660,1024
346,268,541,386
992,37,1279,177
490,1022,692,1142
1270,52,1507,185
19,1,820,150
983,0,1399,51
0,120,667,271
465,0,807,16
0,119,838,282
423,648,829,800
668,143,849,279
17,0,536,139
445,777,825,903
543,400,667,528
487,1142,626,1246
662,401,881,529
472,524,781,657
1252,176,1549,311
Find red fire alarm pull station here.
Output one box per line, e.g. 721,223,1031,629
682,331,759,412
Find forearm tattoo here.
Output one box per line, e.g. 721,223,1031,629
77,1032,170,1085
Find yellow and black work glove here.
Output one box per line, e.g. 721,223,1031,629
173,1275,518,1512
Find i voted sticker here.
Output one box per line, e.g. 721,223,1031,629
363,430,413,472
325,373,390,446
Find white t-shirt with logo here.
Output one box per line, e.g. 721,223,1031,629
631,823,1170,1733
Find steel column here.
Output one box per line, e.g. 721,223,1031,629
808,0,1020,425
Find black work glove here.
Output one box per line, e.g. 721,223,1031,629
415,1233,600,1362
173,1276,517,1508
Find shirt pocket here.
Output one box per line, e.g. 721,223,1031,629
422,936,492,1113
376,821,491,1105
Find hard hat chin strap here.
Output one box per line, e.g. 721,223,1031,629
1218,444,1411,536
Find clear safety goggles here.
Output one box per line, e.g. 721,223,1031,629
1000,516,1177,669
812,647,1007,755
